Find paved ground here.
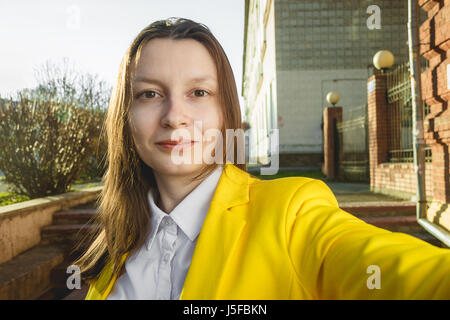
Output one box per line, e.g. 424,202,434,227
321,180,405,203
248,167,404,203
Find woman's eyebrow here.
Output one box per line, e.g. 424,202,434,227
133,75,217,86
187,76,217,85
133,76,164,86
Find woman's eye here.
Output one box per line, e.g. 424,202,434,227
192,89,209,97
138,91,160,99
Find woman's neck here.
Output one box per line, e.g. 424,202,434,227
152,171,205,214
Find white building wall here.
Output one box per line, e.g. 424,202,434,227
277,69,368,154
243,0,277,165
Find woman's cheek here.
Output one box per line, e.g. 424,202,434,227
132,108,156,134
201,103,222,130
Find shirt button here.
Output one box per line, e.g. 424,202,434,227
162,254,170,263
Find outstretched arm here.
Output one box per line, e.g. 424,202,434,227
287,180,450,299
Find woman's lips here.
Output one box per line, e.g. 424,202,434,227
156,141,197,151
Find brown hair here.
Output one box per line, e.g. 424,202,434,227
73,17,245,282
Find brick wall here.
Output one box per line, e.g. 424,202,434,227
372,163,434,199
322,106,342,179
368,74,390,194
367,73,433,200
419,0,450,231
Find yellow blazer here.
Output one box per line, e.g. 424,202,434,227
85,163,450,299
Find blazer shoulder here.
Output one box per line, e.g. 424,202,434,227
249,175,338,208
250,175,331,194
226,165,338,209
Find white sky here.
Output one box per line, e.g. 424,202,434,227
0,0,245,106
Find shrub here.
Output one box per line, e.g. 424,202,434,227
0,59,110,198
75,117,108,183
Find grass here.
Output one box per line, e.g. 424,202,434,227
69,180,103,192
0,192,30,207
0,175,103,207
252,170,326,180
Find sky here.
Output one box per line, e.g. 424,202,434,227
0,0,245,106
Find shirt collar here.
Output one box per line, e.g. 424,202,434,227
146,165,224,249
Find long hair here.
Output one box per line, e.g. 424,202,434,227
73,18,245,282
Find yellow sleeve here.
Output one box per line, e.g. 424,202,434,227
286,179,450,299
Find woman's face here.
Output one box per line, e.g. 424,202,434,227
129,38,223,178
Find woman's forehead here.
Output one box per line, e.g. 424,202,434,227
131,38,218,83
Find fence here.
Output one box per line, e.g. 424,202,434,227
336,104,369,182
385,62,432,163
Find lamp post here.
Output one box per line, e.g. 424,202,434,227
323,92,341,180
373,50,395,73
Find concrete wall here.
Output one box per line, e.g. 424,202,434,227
0,187,101,265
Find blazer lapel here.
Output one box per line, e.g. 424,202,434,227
179,163,250,299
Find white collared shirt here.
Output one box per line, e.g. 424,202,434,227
107,165,223,300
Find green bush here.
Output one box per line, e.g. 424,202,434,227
76,123,108,183
0,59,110,198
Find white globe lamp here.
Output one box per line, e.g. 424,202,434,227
373,50,395,72
326,91,340,106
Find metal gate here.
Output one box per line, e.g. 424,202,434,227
336,104,369,182
386,62,431,162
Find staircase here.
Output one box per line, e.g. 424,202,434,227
340,201,446,248
37,202,99,299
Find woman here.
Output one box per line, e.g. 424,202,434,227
76,18,450,300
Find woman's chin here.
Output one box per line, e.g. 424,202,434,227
152,162,207,177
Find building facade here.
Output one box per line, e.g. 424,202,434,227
242,0,411,168
242,0,278,165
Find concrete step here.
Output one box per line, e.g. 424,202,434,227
360,215,423,233
407,232,446,248
36,234,95,299
37,229,95,300
41,223,100,246
39,258,89,300
340,201,416,217
0,243,66,299
339,202,446,247
62,283,89,300
69,200,98,210
1,200,100,300
52,209,98,225
37,202,99,299
357,215,446,247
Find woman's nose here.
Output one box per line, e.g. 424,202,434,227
160,95,190,129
